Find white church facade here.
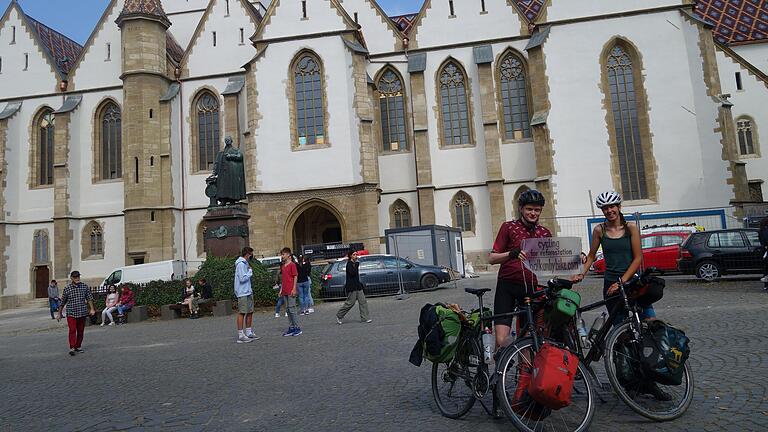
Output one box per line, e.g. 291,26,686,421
0,0,766,308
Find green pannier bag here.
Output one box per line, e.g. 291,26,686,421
548,289,581,326
425,305,463,363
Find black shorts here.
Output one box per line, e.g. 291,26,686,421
493,279,527,327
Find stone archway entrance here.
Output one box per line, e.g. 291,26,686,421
291,205,343,253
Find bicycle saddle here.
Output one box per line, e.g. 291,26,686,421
465,288,491,296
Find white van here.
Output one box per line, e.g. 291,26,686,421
100,260,187,288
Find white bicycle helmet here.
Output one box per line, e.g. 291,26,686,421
595,191,622,208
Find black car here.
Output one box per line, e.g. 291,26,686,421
319,254,452,298
677,228,763,281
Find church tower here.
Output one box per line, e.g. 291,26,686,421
116,0,175,264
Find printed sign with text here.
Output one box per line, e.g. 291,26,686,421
521,237,583,278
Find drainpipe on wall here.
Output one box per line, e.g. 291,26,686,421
403,36,422,225
176,69,188,264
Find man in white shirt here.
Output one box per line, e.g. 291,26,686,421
234,246,258,343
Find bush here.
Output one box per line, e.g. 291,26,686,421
133,280,185,307
194,256,276,306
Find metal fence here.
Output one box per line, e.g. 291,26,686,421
544,206,766,281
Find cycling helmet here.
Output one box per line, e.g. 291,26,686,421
518,189,546,207
595,191,622,208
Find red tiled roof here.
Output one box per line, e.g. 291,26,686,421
118,0,170,27
390,13,417,33
23,15,84,78
513,0,545,23
694,0,768,45
121,0,167,18
166,32,185,65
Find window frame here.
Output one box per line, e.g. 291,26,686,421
191,89,222,173
497,49,532,142
30,108,55,188
94,100,122,182
735,115,760,157
451,191,475,234
390,199,412,229
601,38,657,204
436,59,475,148
375,66,410,153
290,51,329,151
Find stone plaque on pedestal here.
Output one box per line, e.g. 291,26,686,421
203,205,251,257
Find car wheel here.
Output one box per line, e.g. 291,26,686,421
696,261,721,281
420,274,439,290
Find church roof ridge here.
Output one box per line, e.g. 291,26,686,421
117,0,171,28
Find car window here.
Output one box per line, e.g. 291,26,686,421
660,235,684,247
641,236,656,249
711,232,746,248
359,258,383,270
745,231,760,247
107,270,122,285
336,262,347,272
383,257,411,268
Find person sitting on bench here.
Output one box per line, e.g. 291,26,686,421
193,278,214,314
116,286,135,324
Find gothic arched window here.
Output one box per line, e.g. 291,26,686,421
736,117,757,156
604,42,652,201
390,199,411,228
499,51,531,140
438,60,472,146
377,67,407,152
195,91,220,171
35,109,55,186
90,223,103,257
98,101,122,180
452,191,474,232
292,52,326,147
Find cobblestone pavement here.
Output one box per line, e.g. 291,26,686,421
1,274,767,431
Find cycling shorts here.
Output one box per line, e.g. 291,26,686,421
493,279,527,326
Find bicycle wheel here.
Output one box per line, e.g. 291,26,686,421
431,337,481,418
603,321,694,421
496,338,595,432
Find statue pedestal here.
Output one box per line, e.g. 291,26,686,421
203,204,251,257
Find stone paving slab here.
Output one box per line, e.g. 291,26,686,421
1,274,767,431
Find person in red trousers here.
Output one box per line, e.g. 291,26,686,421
57,271,95,356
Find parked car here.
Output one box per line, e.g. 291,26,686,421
319,254,452,298
677,228,764,281
592,231,690,274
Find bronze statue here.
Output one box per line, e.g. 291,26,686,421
206,136,246,207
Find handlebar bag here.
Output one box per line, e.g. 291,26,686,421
548,289,581,326
529,343,579,410
635,276,665,307
639,320,690,386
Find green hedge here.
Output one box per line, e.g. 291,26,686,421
103,256,324,309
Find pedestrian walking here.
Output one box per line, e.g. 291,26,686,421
274,262,286,318
279,247,302,336
47,279,60,320
336,250,371,325
234,246,259,343
759,217,768,289
56,271,95,356
298,254,314,315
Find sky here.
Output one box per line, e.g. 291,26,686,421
0,0,423,45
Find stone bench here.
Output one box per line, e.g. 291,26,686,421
161,300,231,320
87,305,147,326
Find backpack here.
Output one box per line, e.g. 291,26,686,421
639,320,690,386
511,358,552,420
409,303,463,366
528,343,579,410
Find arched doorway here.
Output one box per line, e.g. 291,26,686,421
291,205,343,253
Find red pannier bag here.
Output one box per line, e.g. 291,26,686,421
511,355,551,420
529,343,579,410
